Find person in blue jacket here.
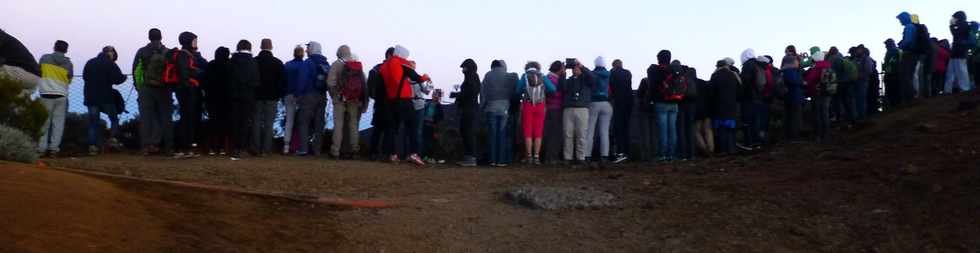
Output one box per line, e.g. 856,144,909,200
896,12,920,106
585,56,613,165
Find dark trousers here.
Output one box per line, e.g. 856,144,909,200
230,97,255,156
612,103,632,156
716,125,736,154
676,102,696,159
459,107,478,157
784,100,803,141
541,107,563,163
369,105,388,157
138,87,174,151
383,99,418,156
884,73,900,110
897,54,920,106
175,87,202,152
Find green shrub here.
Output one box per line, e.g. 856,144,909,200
0,124,39,163
0,74,47,139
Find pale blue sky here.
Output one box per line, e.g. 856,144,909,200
4,0,977,91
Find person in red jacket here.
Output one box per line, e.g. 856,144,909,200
804,52,833,143
932,39,951,96
379,45,431,165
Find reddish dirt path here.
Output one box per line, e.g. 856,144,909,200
0,161,343,252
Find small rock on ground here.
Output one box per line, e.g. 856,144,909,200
506,186,617,210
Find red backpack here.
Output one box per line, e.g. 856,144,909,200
162,48,199,87
660,68,688,102
340,60,365,102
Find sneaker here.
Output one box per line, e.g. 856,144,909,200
489,162,497,167
88,145,99,156
496,163,509,167
531,156,541,165
612,154,628,164
457,156,478,167
424,157,437,164
407,154,425,166
208,150,217,156
230,156,242,161
172,152,186,159
186,152,201,158
107,138,124,150
282,145,290,155
389,155,401,164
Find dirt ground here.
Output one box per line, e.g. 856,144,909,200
11,94,980,252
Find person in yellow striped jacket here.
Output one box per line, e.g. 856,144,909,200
36,40,73,157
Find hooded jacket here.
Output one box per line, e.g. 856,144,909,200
515,68,556,105
804,60,833,97
591,66,611,102
457,59,481,109
204,47,232,110
950,11,971,58
561,68,595,108
641,64,670,106
229,51,259,100
0,29,40,76
480,61,518,113
285,55,312,97
739,49,764,101
897,12,918,51
326,45,351,100
609,66,633,108
37,52,73,97
380,54,428,100
82,52,127,106
254,50,285,101
710,66,740,120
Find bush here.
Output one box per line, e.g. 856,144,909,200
0,124,39,163
0,74,47,139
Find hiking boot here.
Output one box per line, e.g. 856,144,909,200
88,145,99,156
612,154,628,164
457,156,477,167
407,154,425,166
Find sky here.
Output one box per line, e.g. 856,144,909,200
4,0,978,92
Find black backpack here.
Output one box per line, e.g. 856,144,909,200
913,24,931,54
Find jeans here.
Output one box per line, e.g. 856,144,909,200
331,101,362,156
897,54,919,106
138,87,174,151
383,99,418,157
854,80,869,121
677,102,696,159
562,107,589,161
175,87,201,152
945,58,975,94
37,96,67,152
252,100,278,154
813,96,831,141
837,82,857,123
715,122,735,154
408,109,426,157
612,103,632,156
784,100,803,141
655,103,678,159
743,101,768,146
87,104,119,147
486,111,508,164
298,93,326,155
282,95,299,150
585,101,612,158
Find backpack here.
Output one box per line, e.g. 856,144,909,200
162,48,198,87
661,68,688,102
313,61,330,92
340,60,365,102
767,67,787,98
139,47,167,87
752,65,767,96
684,70,698,98
967,21,979,48
913,24,931,54
819,67,839,95
840,58,859,82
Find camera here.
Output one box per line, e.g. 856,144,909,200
565,58,578,69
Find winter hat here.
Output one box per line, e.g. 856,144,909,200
757,56,770,64
394,45,410,59
178,31,197,48
306,41,322,56
148,28,162,41
723,57,735,66
716,59,728,68
740,48,756,64
215,47,230,60
336,45,351,60
809,46,821,55
594,56,607,68
953,11,967,22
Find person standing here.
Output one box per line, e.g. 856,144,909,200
379,45,431,165
639,51,672,161
228,40,260,160
36,40,73,157
781,46,805,141
454,59,480,166
608,59,632,164
282,45,308,155
805,52,834,143
481,60,518,167
367,48,395,160
326,45,368,159
676,64,698,161
561,59,594,168
710,59,740,155
515,61,555,165
896,12,921,106
654,61,686,161
541,61,566,165
82,46,127,155
739,48,766,150
882,39,901,109
133,28,173,156
252,39,285,156
203,47,232,155
173,32,203,159
945,11,975,94
585,56,613,165
297,41,330,157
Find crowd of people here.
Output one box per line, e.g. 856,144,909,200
1,11,977,167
